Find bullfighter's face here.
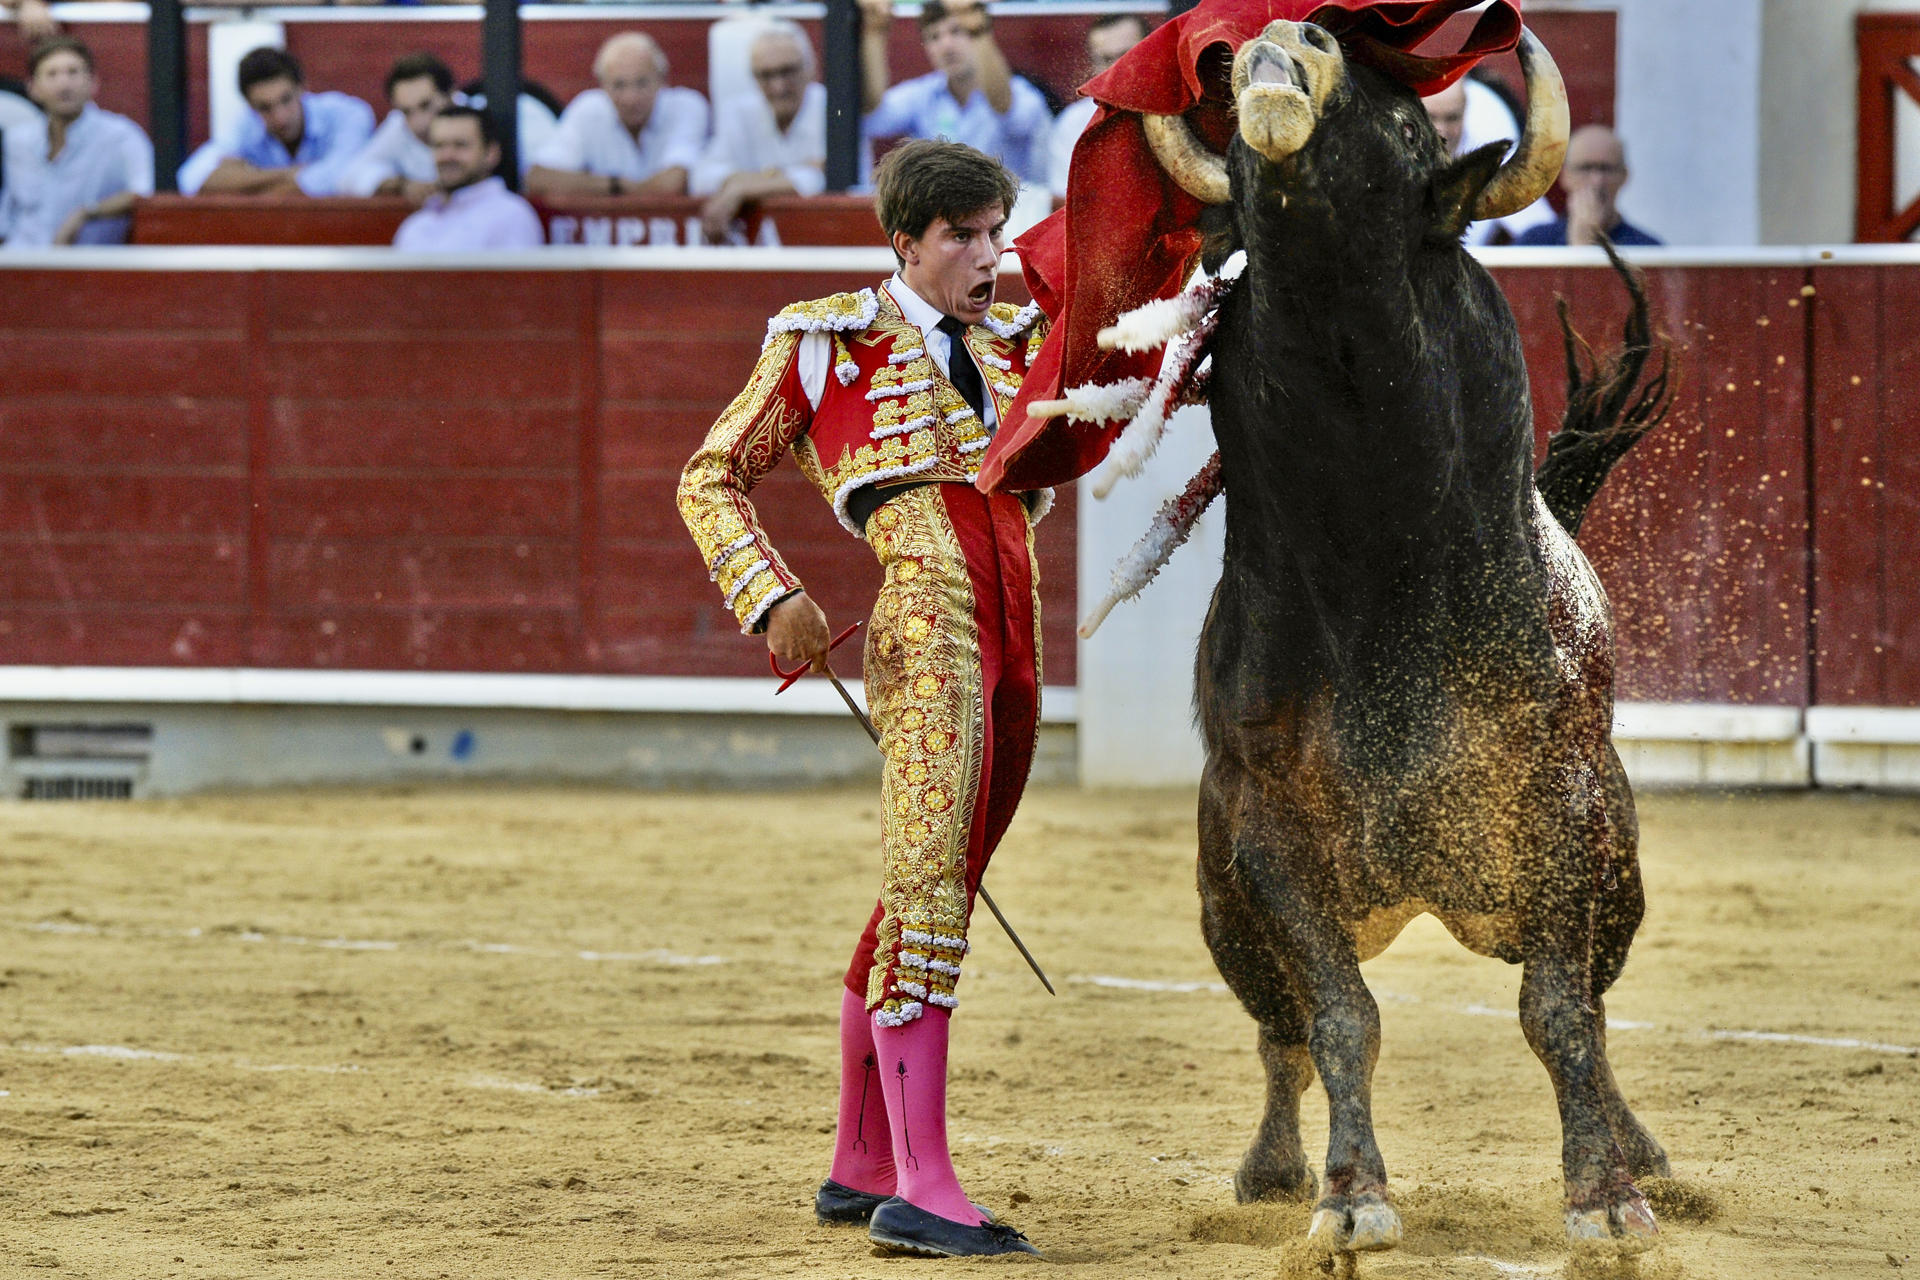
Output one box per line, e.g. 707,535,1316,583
894,203,1007,326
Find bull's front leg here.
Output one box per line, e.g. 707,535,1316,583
1518,863,1659,1253
1234,821,1401,1255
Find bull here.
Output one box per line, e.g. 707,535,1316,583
1136,21,1672,1256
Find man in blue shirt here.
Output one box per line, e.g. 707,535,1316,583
177,47,374,197
858,0,1052,186
1513,125,1662,247
0,36,152,246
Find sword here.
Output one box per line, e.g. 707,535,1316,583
773,626,1055,996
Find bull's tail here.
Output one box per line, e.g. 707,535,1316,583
1534,239,1676,536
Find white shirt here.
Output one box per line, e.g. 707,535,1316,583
689,81,826,198
1047,96,1095,198
0,102,153,247
1458,78,1555,246
339,108,435,197
796,275,996,429
339,95,560,196
864,70,1053,186
392,175,545,251
529,86,710,182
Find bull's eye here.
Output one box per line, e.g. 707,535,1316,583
1401,119,1419,145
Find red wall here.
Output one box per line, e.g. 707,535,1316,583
2,259,1914,710
0,265,1072,685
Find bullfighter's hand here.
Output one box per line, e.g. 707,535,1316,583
767,591,832,674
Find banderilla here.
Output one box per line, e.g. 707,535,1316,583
773,622,1055,996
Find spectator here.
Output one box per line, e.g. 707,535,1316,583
0,37,152,247
393,107,543,252
3,0,57,43
860,0,1051,186
1421,75,1555,245
178,47,374,196
690,21,825,242
1048,12,1148,198
339,52,454,203
456,78,562,176
1513,125,1662,247
526,32,709,199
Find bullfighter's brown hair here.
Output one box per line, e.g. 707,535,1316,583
873,140,1018,265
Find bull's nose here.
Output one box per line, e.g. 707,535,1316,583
1246,44,1296,89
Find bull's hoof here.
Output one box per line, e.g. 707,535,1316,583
1233,1156,1315,1205
1565,1191,1659,1254
1306,1193,1402,1254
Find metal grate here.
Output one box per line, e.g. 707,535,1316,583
22,776,135,801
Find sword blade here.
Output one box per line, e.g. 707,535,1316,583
822,664,1053,996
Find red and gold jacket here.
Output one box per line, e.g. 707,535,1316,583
678,281,1051,632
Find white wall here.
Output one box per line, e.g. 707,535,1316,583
1075,404,1223,786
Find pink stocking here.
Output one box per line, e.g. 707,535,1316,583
827,987,896,1195
871,1006,984,1226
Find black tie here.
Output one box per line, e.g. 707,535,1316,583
936,316,988,428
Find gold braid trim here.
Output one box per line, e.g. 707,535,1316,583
677,330,809,633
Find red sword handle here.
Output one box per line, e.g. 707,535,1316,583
770,620,862,693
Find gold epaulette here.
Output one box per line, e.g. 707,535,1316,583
981,300,1045,339
763,288,881,349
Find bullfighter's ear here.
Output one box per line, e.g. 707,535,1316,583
1426,140,1508,244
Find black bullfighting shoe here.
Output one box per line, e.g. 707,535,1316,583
816,1179,889,1225
815,1179,995,1227
867,1197,1038,1257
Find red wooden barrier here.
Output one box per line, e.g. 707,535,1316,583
2,255,1915,712
1495,264,1811,707
0,261,1069,684
1809,265,1920,705
130,193,887,247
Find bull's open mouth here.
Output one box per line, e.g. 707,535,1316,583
1244,44,1302,94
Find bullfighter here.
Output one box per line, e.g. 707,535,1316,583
676,139,1048,1259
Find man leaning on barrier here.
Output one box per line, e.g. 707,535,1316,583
0,36,152,247
178,47,374,198
526,32,708,200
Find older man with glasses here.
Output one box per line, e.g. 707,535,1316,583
1514,124,1662,247
690,20,825,243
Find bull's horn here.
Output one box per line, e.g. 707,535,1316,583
1143,112,1231,205
1472,28,1570,222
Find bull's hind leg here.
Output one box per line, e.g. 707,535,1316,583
1197,810,1315,1204
1590,749,1669,1180
1209,786,1400,1254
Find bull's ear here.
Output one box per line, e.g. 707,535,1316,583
1426,140,1508,244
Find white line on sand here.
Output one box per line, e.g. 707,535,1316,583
10,919,726,968
1,1043,598,1098
1071,975,1919,1056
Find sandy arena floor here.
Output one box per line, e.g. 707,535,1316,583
2,784,1917,1279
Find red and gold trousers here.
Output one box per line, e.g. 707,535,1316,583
844,482,1042,1027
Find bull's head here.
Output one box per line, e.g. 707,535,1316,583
1144,21,1568,243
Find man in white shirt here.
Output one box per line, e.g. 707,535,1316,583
526,32,709,199
1047,12,1148,199
859,0,1052,186
1421,75,1555,246
0,37,152,247
393,106,543,252
690,21,825,242
339,52,455,203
